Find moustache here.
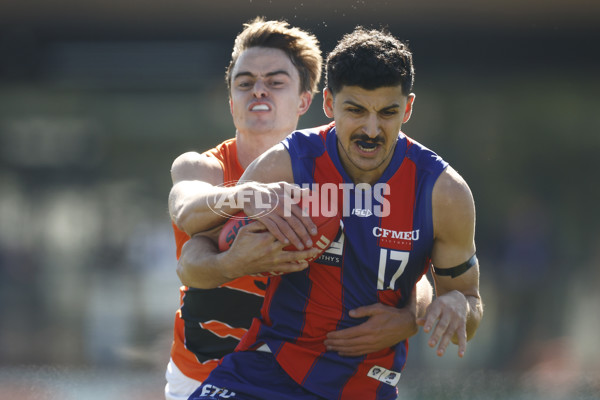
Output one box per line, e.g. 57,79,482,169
350,133,385,145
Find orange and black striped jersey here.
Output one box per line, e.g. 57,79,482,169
169,138,268,381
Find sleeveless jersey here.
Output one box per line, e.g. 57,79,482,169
237,123,448,400
170,138,269,381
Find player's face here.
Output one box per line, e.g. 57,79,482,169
229,47,312,138
323,85,415,184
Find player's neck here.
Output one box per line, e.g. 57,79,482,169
235,129,291,169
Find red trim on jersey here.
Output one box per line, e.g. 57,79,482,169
340,348,399,400
236,275,283,352
377,288,403,307
261,275,281,327
377,157,417,252
339,362,381,400
276,264,345,384
276,344,321,386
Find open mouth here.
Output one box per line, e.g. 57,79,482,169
356,140,380,152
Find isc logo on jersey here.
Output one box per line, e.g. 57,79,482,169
352,208,373,217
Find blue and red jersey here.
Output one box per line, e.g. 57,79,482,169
236,123,448,400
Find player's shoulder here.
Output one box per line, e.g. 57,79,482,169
433,166,475,217
287,123,331,143
172,138,235,169
404,135,448,174
251,142,291,171
284,123,334,158
295,122,334,137
171,150,222,173
171,150,224,183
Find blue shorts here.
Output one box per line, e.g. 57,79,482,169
187,351,326,400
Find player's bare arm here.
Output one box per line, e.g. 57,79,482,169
169,151,268,236
417,166,482,358
415,273,434,319
324,275,433,357
177,223,318,289
239,143,317,250
172,151,320,288
169,151,228,235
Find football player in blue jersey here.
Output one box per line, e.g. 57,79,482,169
168,19,434,400
185,26,482,400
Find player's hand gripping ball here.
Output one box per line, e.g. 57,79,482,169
218,211,340,276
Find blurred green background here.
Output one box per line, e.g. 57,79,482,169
1,1,599,399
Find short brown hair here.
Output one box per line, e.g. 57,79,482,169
226,17,322,94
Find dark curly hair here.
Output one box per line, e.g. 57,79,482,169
325,27,414,96
226,17,322,95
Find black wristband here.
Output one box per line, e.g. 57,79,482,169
432,254,477,278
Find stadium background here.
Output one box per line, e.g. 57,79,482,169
0,0,599,398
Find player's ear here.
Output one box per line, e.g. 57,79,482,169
297,91,313,116
323,88,334,119
229,97,234,116
403,93,415,123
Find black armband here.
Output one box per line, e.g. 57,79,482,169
432,254,477,278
